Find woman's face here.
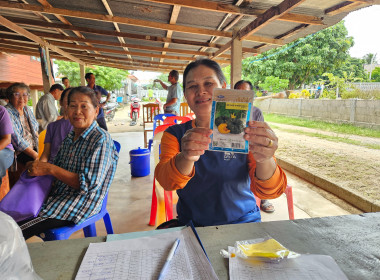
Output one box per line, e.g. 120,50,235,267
10,88,28,109
184,65,226,117
67,93,98,132
60,92,69,115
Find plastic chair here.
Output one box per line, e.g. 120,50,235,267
40,140,121,240
254,185,294,220
148,125,178,226
0,170,10,201
142,104,160,148
38,129,46,158
148,113,175,151
179,102,193,117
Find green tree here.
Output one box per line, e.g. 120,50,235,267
332,57,367,81
258,76,289,93
55,60,129,91
242,21,353,89
371,67,380,82
363,53,378,64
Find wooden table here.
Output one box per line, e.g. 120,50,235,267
28,213,380,280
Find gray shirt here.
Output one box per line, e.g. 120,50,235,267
35,92,59,131
251,106,264,121
166,83,183,114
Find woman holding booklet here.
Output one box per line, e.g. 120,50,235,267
155,59,287,227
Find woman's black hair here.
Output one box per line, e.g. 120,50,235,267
60,87,72,104
183,59,226,89
68,86,98,108
234,80,253,90
6,82,30,100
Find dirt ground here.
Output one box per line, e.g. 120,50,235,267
108,105,380,204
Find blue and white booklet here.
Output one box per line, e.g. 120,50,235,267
209,88,254,153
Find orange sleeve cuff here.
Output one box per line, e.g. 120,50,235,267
154,132,194,191
248,153,287,199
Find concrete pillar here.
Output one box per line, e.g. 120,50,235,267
230,29,242,88
298,98,303,117
39,46,52,93
80,64,86,86
350,98,357,123
30,89,38,113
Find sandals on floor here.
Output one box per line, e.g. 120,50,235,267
260,200,275,213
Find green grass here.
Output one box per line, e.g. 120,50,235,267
270,124,380,150
264,113,380,138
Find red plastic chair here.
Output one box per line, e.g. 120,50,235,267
254,185,294,220
163,116,191,126
148,125,177,226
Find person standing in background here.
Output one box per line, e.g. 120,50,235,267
85,72,110,131
62,77,70,89
154,70,183,115
234,80,275,214
35,84,64,132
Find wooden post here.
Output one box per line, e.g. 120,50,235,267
80,64,86,86
39,46,52,93
231,29,242,88
30,89,39,113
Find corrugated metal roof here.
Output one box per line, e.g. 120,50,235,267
0,0,377,73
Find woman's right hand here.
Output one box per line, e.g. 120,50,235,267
179,127,212,162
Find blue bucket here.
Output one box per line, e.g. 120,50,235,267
129,147,150,177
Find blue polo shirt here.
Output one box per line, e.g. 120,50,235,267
88,84,108,118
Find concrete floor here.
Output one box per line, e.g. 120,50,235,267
27,131,360,243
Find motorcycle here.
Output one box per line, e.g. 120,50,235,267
130,97,141,126
104,101,119,122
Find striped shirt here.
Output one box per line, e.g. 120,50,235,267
5,103,39,152
39,121,119,224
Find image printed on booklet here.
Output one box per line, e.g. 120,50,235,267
209,88,254,153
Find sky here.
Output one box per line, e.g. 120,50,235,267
129,5,380,81
343,5,380,60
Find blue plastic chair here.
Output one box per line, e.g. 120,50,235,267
40,140,121,241
148,113,175,151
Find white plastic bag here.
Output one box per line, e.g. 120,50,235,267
0,211,42,280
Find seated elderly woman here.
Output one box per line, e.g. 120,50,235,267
40,87,73,163
19,86,118,240
0,105,14,180
5,83,39,165
155,59,287,227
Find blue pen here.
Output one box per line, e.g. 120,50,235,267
157,238,181,280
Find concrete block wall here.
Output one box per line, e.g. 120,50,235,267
255,99,380,129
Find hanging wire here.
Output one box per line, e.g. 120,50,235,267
248,33,317,64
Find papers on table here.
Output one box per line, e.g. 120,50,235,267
75,227,218,280
228,246,348,280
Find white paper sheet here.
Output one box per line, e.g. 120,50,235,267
228,246,348,280
75,227,218,280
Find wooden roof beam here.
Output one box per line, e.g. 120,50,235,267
160,5,181,65
0,1,281,44
100,0,132,60
212,0,306,58
145,0,324,25
7,16,283,46
36,0,96,55
325,1,364,16
0,15,84,64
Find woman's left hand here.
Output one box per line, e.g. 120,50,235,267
244,121,278,163
25,160,52,176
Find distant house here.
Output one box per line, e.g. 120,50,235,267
0,54,44,91
125,74,139,97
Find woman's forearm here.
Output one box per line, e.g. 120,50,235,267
49,164,80,190
255,157,277,181
39,143,51,162
23,146,39,159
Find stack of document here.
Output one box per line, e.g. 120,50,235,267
75,227,218,279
